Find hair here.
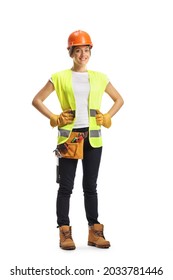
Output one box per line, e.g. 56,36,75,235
69,46,75,56
69,45,91,57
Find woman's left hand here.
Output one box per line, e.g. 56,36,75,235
96,110,112,128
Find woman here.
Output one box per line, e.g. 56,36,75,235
32,30,124,250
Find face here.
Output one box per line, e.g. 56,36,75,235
71,45,91,66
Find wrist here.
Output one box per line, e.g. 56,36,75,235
50,114,59,127
103,113,112,128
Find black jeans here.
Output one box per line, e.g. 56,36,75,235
56,128,102,226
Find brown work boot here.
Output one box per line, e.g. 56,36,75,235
88,224,110,248
59,225,76,250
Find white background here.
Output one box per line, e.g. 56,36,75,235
0,0,173,279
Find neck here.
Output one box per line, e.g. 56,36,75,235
71,64,87,72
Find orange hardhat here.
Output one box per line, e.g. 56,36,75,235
67,30,93,50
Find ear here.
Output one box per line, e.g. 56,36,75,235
69,52,74,58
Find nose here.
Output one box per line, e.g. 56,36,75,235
80,49,85,57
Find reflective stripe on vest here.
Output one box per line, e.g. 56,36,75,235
58,129,71,138
90,109,97,117
58,128,101,138
90,129,101,137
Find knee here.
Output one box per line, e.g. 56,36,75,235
58,184,73,196
83,185,97,197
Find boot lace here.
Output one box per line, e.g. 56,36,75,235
94,230,105,239
63,230,72,240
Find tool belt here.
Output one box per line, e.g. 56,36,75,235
54,131,88,159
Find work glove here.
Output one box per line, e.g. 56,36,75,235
50,109,74,128
96,110,112,128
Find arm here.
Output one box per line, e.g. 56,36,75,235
32,80,55,119
105,82,124,117
32,80,74,127
96,82,124,128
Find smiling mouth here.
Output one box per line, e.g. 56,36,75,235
80,58,87,61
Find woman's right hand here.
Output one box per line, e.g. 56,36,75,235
50,110,74,127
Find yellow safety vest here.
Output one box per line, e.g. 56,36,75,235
51,69,109,147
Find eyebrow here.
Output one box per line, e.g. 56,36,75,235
75,46,90,50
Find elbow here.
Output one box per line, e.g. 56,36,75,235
32,98,36,107
118,96,124,108
32,97,39,108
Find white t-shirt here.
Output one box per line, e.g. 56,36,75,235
72,71,90,128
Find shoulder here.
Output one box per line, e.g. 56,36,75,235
52,69,70,78
88,70,109,85
88,70,106,75
51,69,71,84
88,70,108,79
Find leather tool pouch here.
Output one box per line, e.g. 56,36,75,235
55,132,85,159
